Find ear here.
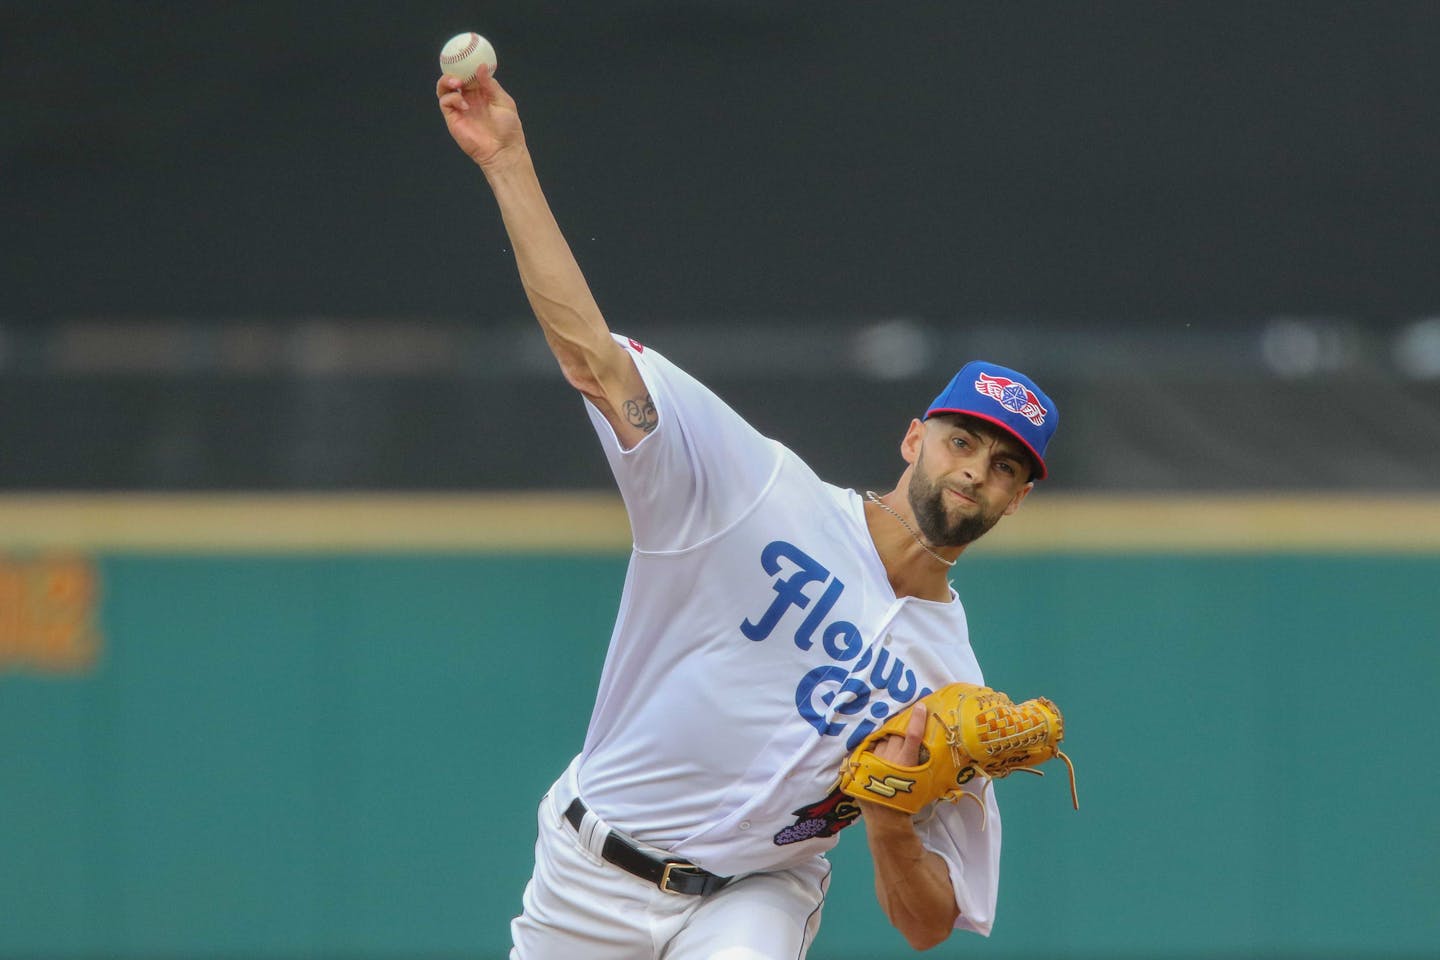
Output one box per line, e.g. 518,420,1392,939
1002,481,1034,517
900,419,926,465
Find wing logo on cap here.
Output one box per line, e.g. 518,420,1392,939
975,372,1048,426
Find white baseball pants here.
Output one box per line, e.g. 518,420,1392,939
510,764,831,959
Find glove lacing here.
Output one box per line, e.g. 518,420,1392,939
925,706,1079,831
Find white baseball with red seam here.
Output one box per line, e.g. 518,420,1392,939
439,32,497,85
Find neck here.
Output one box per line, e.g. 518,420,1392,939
863,491,961,602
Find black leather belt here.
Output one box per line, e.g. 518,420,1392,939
563,797,732,896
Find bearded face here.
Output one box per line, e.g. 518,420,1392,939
906,443,1010,548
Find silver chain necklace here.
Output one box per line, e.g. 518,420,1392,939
864,491,957,568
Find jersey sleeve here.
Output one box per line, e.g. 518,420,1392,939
582,335,784,553
914,791,1003,936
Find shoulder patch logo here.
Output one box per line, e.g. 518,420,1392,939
627,338,645,353
974,371,1048,426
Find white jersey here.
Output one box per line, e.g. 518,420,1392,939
574,336,1002,935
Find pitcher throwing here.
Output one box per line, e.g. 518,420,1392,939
436,63,1068,958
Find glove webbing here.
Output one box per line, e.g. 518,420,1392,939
933,704,1080,831
974,701,1079,810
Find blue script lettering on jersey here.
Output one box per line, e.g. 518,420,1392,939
739,540,830,642
741,540,929,750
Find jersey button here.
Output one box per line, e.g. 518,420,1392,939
739,820,752,830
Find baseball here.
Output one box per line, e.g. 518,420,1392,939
440,32,498,85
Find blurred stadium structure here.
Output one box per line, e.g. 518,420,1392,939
4,1,1439,492
2,312,1439,489
3,312,1440,490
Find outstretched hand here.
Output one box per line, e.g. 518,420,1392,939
436,67,525,169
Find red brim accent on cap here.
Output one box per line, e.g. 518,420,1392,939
924,408,1049,480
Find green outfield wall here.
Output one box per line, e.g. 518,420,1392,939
2,496,1438,959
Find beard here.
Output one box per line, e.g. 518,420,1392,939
907,451,1007,548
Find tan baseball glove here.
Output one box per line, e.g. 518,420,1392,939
839,682,1078,822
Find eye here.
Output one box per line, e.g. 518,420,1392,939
995,461,1015,476
951,436,969,449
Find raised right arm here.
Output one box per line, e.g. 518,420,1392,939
436,71,656,447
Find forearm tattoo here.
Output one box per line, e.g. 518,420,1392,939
624,394,658,434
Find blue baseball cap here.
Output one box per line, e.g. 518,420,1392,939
924,361,1058,479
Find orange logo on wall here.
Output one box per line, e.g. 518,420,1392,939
0,556,103,673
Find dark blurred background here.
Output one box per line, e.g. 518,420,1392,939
4,0,1439,490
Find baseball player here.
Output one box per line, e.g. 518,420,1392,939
437,68,1059,958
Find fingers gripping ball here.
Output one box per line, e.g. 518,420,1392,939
839,682,1078,822
440,32,498,86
